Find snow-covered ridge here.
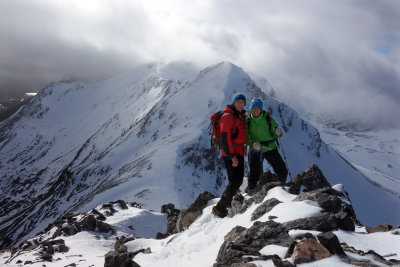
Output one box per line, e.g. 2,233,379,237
1,165,399,266
0,61,399,250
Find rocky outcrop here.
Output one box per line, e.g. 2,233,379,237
252,182,283,204
293,187,342,213
291,238,331,264
7,200,136,265
251,198,281,221
104,250,144,267
316,231,345,256
157,191,215,238
283,211,355,232
214,221,294,266
366,223,400,233
156,203,180,239
214,165,365,266
288,164,331,194
175,191,215,232
231,194,254,216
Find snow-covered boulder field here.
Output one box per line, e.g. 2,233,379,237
2,165,399,266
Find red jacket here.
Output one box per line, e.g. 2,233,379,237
219,105,247,158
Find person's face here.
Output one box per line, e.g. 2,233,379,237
251,107,261,117
234,99,245,112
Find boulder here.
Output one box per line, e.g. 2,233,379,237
231,194,254,216
215,221,294,266
81,215,97,231
366,223,392,233
293,187,342,213
251,198,282,221
98,221,115,234
317,232,345,255
175,191,215,233
288,164,331,195
291,238,331,264
283,211,355,232
115,237,136,253
158,203,180,238
104,251,141,267
252,182,282,204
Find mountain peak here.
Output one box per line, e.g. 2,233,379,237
0,61,398,251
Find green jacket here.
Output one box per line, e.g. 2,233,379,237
246,111,282,153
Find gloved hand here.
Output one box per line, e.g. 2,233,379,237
252,141,261,151
274,126,282,136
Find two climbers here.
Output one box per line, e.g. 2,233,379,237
212,95,288,218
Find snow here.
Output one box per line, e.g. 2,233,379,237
308,117,400,199
334,229,400,259
1,61,399,253
259,244,288,258
105,208,167,238
1,183,400,266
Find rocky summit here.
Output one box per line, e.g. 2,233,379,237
1,165,399,266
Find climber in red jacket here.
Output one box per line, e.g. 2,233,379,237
212,93,247,218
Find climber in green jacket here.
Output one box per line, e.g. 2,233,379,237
246,98,288,192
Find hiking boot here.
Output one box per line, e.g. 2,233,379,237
212,205,228,218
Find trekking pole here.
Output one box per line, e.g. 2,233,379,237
276,139,292,181
259,149,263,178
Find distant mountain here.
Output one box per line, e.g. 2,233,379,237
0,93,35,121
0,61,398,250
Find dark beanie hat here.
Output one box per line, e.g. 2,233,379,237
232,93,246,105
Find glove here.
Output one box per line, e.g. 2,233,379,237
252,141,261,151
274,126,282,136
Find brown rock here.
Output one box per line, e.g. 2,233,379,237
292,238,331,264
366,223,392,233
175,191,215,232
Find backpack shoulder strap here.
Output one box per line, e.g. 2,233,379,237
264,111,272,134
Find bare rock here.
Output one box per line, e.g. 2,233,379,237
293,187,342,213
231,194,254,216
292,238,331,264
215,221,293,266
366,223,392,233
283,211,355,232
288,164,331,195
317,231,345,255
104,251,140,267
252,182,282,204
81,215,97,231
115,237,136,253
251,198,282,221
158,203,180,238
175,191,215,233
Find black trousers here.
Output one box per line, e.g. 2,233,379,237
248,148,288,187
216,156,244,212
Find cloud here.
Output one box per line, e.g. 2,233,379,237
0,0,399,128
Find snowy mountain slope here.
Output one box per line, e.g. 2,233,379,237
306,117,400,198
0,61,399,250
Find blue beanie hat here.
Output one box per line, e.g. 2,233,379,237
232,93,246,105
250,98,263,111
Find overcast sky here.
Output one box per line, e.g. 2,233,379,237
1,0,399,128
